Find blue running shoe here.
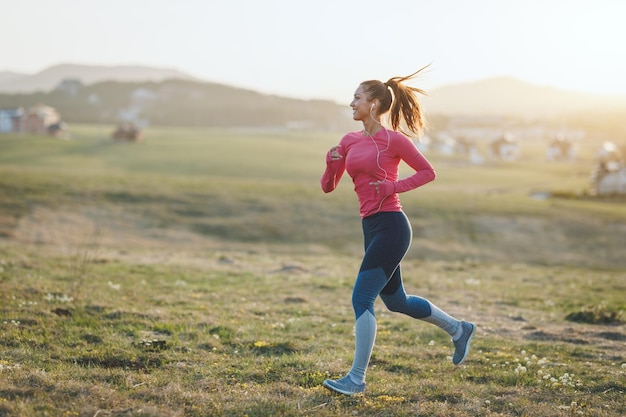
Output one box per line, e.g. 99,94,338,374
323,375,366,395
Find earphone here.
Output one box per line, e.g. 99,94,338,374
371,103,375,109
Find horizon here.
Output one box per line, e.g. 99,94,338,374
5,62,626,103
3,0,626,104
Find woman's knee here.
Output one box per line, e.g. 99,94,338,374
381,294,407,314
352,292,375,316
352,268,388,315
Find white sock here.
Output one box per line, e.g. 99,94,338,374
420,302,461,338
348,310,377,384
452,324,464,340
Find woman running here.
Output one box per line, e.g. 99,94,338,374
321,67,476,396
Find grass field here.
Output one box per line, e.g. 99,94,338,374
0,125,624,416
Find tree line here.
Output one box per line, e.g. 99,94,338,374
0,79,354,131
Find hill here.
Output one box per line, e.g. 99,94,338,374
0,78,354,130
0,63,200,94
0,71,23,84
424,76,626,118
1,64,626,131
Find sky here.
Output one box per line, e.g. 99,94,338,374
2,0,626,104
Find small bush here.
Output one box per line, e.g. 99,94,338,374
565,304,624,325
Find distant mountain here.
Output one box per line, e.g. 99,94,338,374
0,71,24,84
424,76,626,118
3,64,626,119
0,63,200,94
0,78,355,131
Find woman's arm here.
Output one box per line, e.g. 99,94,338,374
395,137,436,192
378,135,435,196
321,145,346,193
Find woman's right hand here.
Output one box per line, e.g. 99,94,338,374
329,145,343,161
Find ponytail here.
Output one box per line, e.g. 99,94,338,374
360,64,429,136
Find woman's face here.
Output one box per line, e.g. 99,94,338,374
350,85,373,121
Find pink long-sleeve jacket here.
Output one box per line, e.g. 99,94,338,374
321,128,435,218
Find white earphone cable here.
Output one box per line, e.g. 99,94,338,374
364,126,391,213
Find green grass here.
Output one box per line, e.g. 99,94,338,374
0,125,624,416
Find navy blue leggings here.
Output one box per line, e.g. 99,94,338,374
352,211,432,319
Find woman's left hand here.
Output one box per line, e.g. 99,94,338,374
369,180,395,197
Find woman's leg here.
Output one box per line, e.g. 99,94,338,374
379,258,476,365
328,212,412,389
324,212,475,395
346,268,387,385
380,272,461,336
